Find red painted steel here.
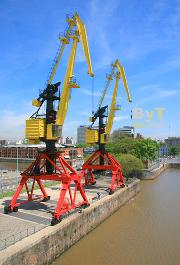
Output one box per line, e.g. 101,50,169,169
81,150,125,193
5,152,89,223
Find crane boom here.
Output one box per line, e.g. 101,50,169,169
105,60,132,136
74,13,94,77
47,34,69,85
55,15,94,125
115,59,132,102
105,73,120,135
56,33,79,125
86,59,131,147
46,13,94,87
46,21,74,86
99,65,115,108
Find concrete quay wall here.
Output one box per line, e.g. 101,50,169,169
142,162,180,180
0,179,140,265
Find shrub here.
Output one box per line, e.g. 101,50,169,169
114,153,144,179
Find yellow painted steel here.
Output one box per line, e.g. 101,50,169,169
105,73,120,135
115,59,132,102
74,13,94,77
26,119,45,140
47,12,93,87
56,14,94,126
32,99,41,107
86,59,132,145
100,133,109,144
105,60,132,138
86,129,98,144
56,33,79,125
55,14,94,125
27,13,93,143
99,65,115,108
47,21,73,85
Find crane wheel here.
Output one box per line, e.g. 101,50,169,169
51,217,61,226
4,206,11,214
92,181,96,185
13,206,18,212
109,190,114,195
82,203,90,209
121,184,125,188
42,196,51,202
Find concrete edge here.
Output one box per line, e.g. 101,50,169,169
142,162,180,180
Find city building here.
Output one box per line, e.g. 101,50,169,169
65,137,73,144
159,145,169,157
112,126,135,138
77,125,88,144
0,140,7,146
165,137,180,151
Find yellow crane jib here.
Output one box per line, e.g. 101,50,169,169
74,13,94,77
86,59,132,146
115,59,132,103
26,13,94,144
55,15,94,126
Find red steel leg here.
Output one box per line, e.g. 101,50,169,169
9,176,28,210
82,151,125,193
36,179,49,199
77,182,89,205
54,182,70,220
5,152,89,225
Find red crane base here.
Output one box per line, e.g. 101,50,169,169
81,150,125,194
4,152,89,225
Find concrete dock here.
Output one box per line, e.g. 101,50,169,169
0,176,140,265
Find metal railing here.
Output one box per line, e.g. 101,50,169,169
147,156,180,171
0,222,49,251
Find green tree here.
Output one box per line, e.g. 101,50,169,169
169,146,179,156
107,137,158,162
131,138,158,161
107,136,136,154
114,153,144,178
75,143,88,148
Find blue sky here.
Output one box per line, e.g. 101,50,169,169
0,0,179,140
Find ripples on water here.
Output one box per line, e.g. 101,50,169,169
52,169,180,265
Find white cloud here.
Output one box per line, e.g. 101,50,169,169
0,101,35,140
135,89,180,106
0,110,28,139
139,84,161,91
81,88,123,101
81,88,102,97
114,116,130,122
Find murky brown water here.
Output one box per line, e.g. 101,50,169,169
52,168,180,265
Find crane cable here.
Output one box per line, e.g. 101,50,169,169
91,76,94,114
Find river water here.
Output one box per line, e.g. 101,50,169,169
52,168,180,265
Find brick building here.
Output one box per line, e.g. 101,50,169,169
0,144,83,161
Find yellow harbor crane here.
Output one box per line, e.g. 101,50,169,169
82,59,132,194
86,59,131,148
5,13,94,225
26,13,94,145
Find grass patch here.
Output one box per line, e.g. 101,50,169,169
0,180,59,199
